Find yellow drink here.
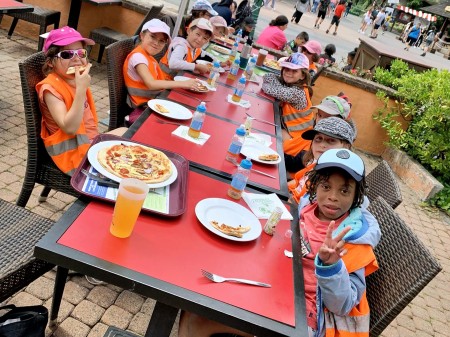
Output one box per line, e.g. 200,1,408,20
188,127,201,138
110,179,149,238
231,94,242,102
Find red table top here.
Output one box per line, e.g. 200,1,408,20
58,170,295,326
131,113,282,191
0,0,31,9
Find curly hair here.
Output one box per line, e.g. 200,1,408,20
306,167,366,209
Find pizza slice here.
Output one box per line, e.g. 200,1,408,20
66,65,87,74
258,153,279,161
155,103,169,113
210,220,251,238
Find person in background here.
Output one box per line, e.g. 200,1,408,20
210,15,231,38
313,0,331,29
404,22,422,51
160,18,228,79
344,0,352,16
37,27,126,176
181,0,219,38
325,0,346,35
342,47,357,72
212,0,234,25
300,40,322,76
255,15,289,50
311,0,320,13
358,7,373,35
233,16,255,44
319,43,336,65
369,8,386,39
123,20,201,125
265,0,276,10
230,0,238,25
291,0,309,24
420,26,436,57
284,31,309,54
381,13,391,34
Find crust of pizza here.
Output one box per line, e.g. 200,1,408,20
97,144,172,183
210,220,251,238
258,153,279,161
66,65,87,74
196,84,208,92
155,103,169,113
263,59,281,71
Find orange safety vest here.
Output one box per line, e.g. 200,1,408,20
123,45,167,108
36,73,98,176
159,38,202,79
324,243,378,337
287,161,315,203
283,135,311,157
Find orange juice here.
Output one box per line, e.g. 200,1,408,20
110,179,149,238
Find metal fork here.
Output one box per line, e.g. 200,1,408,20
244,111,278,127
201,269,271,288
228,158,276,179
154,118,184,127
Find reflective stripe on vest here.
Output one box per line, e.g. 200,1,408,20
281,87,313,138
45,134,89,157
159,61,176,79
283,112,315,132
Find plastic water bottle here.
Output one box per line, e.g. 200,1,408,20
207,61,220,88
235,29,243,44
232,75,246,102
188,102,206,138
227,158,252,200
226,126,246,162
244,56,257,80
227,58,240,81
229,42,239,62
240,42,252,69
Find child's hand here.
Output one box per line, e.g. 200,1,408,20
74,63,92,92
181,78,202,91
195,63,210,74
220,60,231,68
318,221,351,265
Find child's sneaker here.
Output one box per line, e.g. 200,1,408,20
326,29,329,34
333,32,337,36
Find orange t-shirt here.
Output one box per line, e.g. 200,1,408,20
334,4,346,17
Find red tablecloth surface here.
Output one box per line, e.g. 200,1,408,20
58,170,295,326
131,113,281,190
0,0,29,8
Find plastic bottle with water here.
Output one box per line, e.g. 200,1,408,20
188,102,206,138
226,126,246,162
227,157,252,200
235,29,243,44
227,57,240,81
232,75,246,102
207,61,220,88
244,56,257,80
229,42,239,62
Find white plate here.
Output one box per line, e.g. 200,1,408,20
87,140,178,188
241,141,281,165
148,99,192,120
195,60,225,73
195,198,262,242
173,76,210,92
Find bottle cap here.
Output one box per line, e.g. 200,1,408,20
236,127,246,136
213,61,220,67
234,58,240,64
238,76,246,84
197,102,206,112
240,158,252,169
233,42,238,47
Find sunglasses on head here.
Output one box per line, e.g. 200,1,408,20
56,49,88,60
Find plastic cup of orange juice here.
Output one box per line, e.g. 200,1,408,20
110,178,149,238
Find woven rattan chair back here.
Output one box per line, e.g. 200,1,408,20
133,4,164,36
366,197,441,337
366,160,402,209
154,14,178,62
0,199,55,302
105,38,135,130
17,52,78,207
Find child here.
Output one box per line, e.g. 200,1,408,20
298,148,379,337
342,48,357,72
313,0,331,29
284,31,309,55
160,18,226,79
255,15,289,51
37,27,126,176
358,8,372,35
319,43,336,65
325,0,346,35
300,40,322,76
123,19,202,124
288,117,354,204
291,0,309,25
261,53,313,152
234,16,255,44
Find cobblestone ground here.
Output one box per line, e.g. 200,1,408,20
0,27,449,337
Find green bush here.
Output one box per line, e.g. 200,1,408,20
373,61,450,212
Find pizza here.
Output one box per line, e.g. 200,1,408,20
258,153,279,161
155,103,169,113
210,220,251,238
66,65,87,74
211,45,231,55
97,143,172,183
263,59,281,71
219,36,235,45
195,83,208,92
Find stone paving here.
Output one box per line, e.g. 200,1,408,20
1,7,450,337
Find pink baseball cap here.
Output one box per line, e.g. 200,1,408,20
209,16,227,28
280,52,309,70
43,26,94,53
302,40,322,55
189,18,214,33
141,19,171,43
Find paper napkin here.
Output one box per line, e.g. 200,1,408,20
249,73,262,83
204,83,217,92
227,94,251,108
245,133,272,147
242,192,293,220
172,125,210,145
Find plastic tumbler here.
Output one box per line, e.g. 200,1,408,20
256,49,268,66
110,178,149,238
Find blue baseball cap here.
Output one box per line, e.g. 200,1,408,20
192,0,218,16
315,149,365,182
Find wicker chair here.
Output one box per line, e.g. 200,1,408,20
366,197,442,337
88,4,163,63
105,37,136,130
1,1,60,51
17,52,79,207
366,160,402,209
0,199,55,302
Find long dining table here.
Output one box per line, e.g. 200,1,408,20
0,0,33,14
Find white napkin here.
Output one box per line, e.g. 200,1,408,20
172,126,210,145
242,192,293,220
204,83,217,92
245,133,272,147
227,94,251,108
249,73,262,83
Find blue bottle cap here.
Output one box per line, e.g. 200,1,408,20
213,61,220,67
240,158,252,169
197,102,206,112
236,127,246,136
233,42,238,47
238,76,246,84
234,58,240,64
